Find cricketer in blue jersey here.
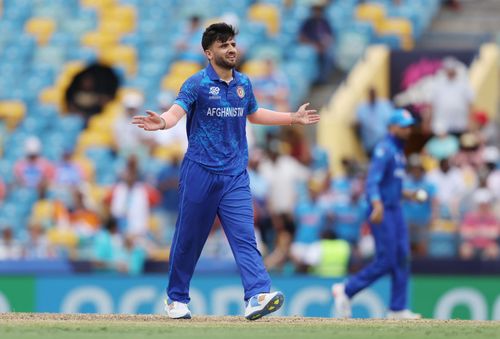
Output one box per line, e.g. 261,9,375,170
132,23,320,320
332,109,425,320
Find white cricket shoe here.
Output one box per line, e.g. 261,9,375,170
165,299,192,319
387,309,421,319
244,291,284,321
332,283,352,318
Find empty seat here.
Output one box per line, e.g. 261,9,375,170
355,3,385,31
25,17,57,45
99,45,137,76
241,59,267,78
81,31,119,49
378,18,414,50
0,100,26,129
248,3,280,36
77,130,114,151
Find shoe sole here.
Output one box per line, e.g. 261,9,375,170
170,313,192,319
245,293,284,321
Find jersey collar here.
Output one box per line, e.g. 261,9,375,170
206,63,241,84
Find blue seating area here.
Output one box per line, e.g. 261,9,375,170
337,0,439,69
0,0,440,240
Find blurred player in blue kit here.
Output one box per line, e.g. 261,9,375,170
132,23,320,320
332,109,425,319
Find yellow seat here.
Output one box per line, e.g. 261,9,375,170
100,5,136,33
421,154,438,172
47,227,78,248
431,220,457,233
62,61,86,78
77,130,114,151
0,100,26,129
161,74,186,93
80,0,116,11
25,17,56,45
148,246,171,261
39,87,63,106
356,3,385,31
81,31,119,49
169,61,203,77
87,184,108,208
161,62,202,92
153,143,184,162
87,113,116,133
72,155,95,181
55,62,85,90
99,19,134,35
31,200,57,224
99,45,137,76
101,101,122,118
248,3,280,36
379,18,414,50
241,60,267,78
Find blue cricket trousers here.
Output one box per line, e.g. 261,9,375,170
345,206,409,311
167,158,272,303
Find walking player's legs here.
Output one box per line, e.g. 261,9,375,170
389,208,410,311
167,159,222,303
217,170,272,301
345,210,398,298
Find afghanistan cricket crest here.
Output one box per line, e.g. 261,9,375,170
237,86,245,98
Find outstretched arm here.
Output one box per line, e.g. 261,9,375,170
132,104,186,131
247,103,320,126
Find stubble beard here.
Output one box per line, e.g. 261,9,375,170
214,53,236,70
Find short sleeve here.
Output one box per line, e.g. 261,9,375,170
174,76,198,115
246,79,258,115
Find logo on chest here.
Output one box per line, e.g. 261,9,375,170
209,86,221,100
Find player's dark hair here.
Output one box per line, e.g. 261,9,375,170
201,22,238,50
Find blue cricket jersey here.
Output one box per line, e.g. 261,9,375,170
366,134,407,208
174,63,258,175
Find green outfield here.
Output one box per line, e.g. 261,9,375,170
0,314,499,339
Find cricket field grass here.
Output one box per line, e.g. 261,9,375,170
0,313,499,339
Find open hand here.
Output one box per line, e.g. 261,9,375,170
291,103,320,125
131,110,165,131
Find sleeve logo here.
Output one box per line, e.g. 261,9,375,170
237,86,245,98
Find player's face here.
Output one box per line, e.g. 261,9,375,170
207,38,238,69
390,124,412,140
395,125,412,140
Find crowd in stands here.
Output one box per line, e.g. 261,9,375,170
1,0,493,277
355,57,500,261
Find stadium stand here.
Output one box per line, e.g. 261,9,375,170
5,0,494,275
